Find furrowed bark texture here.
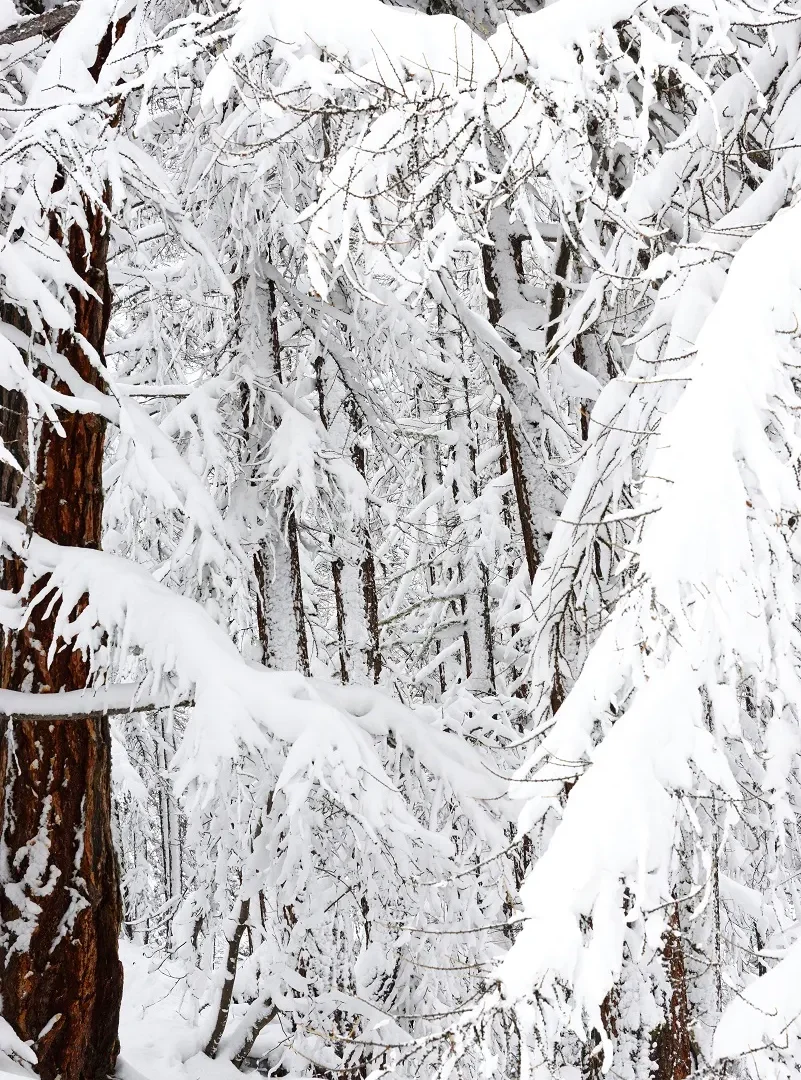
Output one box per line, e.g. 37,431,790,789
0,24,126,1080
651,904,693,1080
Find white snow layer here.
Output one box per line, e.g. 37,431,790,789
500,194,801,1061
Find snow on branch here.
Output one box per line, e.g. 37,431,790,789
0,684,185,721
0,3,78,49
501,195,801,1064
198,0,757,109
0,508,504,811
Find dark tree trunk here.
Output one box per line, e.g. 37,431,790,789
462,377,495,692
444,358,495,692
251,275,310,676
331,554,349,684
315,354,350,684
348,400,381,684
651,904,693,1080
284,501,311,677
0,3,78,47
0,196,122,1080
0,23,127,1080
204,895,252,1059
481,226,540,583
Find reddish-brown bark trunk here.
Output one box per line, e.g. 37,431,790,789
0,23,127,1080
651,904,693,1080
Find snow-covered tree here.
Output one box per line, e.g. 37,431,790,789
6,2,801,1080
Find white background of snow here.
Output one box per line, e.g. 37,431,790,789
500,193,801,1063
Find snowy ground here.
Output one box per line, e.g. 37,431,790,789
117,944,243,1080
0,943,276,1080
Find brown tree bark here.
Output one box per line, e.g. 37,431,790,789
0,21,127,1080
651,904,693,1080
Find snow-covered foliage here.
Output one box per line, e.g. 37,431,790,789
5,0,801,1078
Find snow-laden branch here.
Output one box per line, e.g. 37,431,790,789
0,507,504,807
0,3,78,49
0,684,185,722
201,0,748,101
501,195,801,1062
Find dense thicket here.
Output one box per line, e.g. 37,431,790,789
2,2,801,1080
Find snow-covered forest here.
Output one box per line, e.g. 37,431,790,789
3,1,801,1078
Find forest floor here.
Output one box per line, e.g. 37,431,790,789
117,944,245,1080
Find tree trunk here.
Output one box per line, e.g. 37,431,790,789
0,21,128,1077
348,399,381,684
204,894,253,1059
251,274,310,676
315,354,350,684
481,210,543,583
445,357,495,693
156,713,182,943
418,400,447,695
651,904,693,1080
0,194,122,1079
460,376,495,693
